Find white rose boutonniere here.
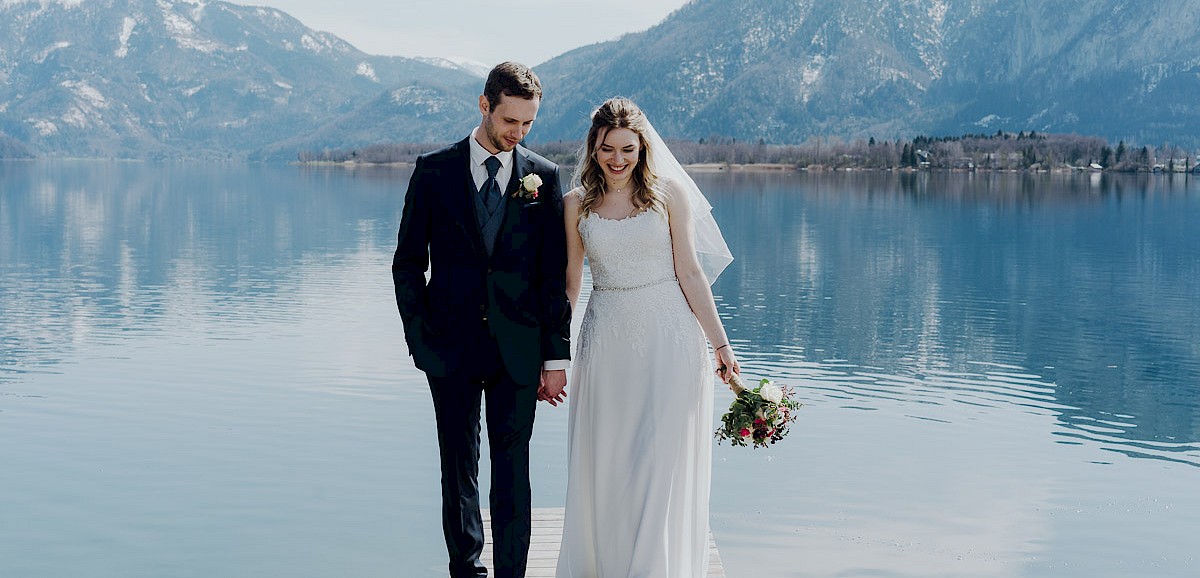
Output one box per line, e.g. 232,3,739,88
516,173,542,200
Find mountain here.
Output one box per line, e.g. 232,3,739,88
0,131,33,158
531,0,1200,147
250,82,478,161
4,0,1198,159
0,0,479,159
415,56,492,79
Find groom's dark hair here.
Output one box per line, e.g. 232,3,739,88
484,62,542,109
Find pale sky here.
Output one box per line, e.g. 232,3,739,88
252,0,691,67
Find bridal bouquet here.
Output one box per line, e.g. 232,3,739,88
714,374,802,449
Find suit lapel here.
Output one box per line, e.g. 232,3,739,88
506,147,530,198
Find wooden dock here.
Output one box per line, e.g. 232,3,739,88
480,508,726,577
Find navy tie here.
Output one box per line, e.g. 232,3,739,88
483,156,501,215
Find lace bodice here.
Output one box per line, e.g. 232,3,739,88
576,208,703,354
579,210,676,290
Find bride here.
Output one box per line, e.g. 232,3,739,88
547,97,739,577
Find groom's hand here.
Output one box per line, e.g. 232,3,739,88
538,369,567,406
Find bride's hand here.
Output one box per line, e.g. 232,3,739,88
539,369,567,406
715,345,739,384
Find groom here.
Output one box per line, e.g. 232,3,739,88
392,62,571,578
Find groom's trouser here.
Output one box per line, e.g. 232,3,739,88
427,340,537,578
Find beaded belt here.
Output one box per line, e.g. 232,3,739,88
592,276,678,292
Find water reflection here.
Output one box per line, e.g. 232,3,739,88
1,161,410,377
697,170,1200,468
2,163,1198,577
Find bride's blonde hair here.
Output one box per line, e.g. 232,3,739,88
576,97,664,218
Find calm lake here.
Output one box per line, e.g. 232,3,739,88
1,161,1197,577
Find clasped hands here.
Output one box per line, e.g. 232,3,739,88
538,369,567,406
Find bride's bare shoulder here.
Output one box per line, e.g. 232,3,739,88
656,177,688,208
564,186,585,211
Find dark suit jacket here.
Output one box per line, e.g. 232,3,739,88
392,137,571,385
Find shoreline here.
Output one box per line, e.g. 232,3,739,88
16,157,1188,175
294,160,1195,175
294,160,802,172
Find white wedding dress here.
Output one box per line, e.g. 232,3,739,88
556,207,714,578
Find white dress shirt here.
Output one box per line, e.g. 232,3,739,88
468,127,514,194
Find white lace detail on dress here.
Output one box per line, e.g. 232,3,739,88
578,210,697,354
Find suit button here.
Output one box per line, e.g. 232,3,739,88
482,316,488,322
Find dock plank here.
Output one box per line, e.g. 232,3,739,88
480,508,725,577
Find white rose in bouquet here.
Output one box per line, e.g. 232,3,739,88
759,382,784,404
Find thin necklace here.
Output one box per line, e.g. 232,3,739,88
602,183,640,218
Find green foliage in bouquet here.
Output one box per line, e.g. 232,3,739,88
715,376,802,449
